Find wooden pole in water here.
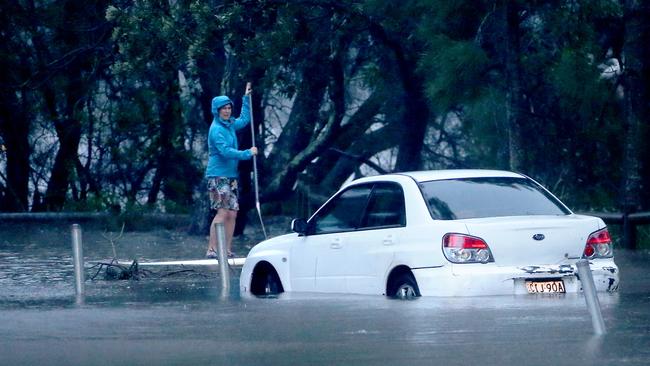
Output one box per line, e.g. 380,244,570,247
215,222,230,294
71,224,85,303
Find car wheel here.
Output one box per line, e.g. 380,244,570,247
250,264,284,297
389,273,420,300
262,273,281,295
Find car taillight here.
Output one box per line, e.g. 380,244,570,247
443,233,494,264
583,228,613,259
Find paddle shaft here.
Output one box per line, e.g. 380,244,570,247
247,83,268,239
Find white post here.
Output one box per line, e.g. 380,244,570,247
71,224,85,304
576,259,606,335
215,222,230,294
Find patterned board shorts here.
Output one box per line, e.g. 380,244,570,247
207,177,239,211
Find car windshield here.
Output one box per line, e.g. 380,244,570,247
420,177,571,220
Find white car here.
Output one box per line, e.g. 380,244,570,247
240,170,620,298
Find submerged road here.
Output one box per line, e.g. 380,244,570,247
0,226,648,365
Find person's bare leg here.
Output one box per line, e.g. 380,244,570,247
224,210,237,255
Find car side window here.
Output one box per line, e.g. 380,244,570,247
360,183,406,229
311,185,372,234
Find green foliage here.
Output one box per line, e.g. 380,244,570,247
416,0,490,39
420,37,490,112
103,0,204,210
637,225,650,250
414,0,633,211
62,195,115,212
1,0,647,221
460,87,509,168
550,49,609,115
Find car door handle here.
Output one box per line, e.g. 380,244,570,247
330,238,342,249
383,235,395,246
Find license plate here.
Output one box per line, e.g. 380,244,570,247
525,280,566,294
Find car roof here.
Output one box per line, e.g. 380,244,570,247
401,169,525,182
351,169,526,185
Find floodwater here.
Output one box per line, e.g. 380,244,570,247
1,223,649,365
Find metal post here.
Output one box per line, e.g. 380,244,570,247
71,224,85,304
215,222,230,294
576,259,606,335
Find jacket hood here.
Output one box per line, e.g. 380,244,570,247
211,96,233,116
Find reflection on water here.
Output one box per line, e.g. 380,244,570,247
1,225,649,365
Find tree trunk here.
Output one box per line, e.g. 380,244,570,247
620,0,649,217
148,79,185,207
0,93,30,212
266,75,329,177
318,123,402,194
307,90,385,185
395,94,428,171
197,36,226,127
0,4,33,212
44,118,82,211
263,65,330,201
504,1,525,172
368,20,430,172
392,50,429,172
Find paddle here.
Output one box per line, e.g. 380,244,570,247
247,82,268,239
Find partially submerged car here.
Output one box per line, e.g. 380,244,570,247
240,170,619,298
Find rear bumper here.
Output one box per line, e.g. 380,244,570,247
413,259,619,297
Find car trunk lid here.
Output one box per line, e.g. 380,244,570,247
459,215,600,266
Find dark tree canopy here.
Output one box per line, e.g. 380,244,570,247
0,1,648,231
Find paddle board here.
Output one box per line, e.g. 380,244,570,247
115,258,246,267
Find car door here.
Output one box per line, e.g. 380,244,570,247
290,184,373,293
343,182,405,294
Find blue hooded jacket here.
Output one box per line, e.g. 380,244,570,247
205,95,252,178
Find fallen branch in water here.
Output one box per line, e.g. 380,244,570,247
87,259,214,280
88,259,152,280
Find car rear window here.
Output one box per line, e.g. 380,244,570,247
420,177,571,220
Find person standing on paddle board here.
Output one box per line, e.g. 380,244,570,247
205,83,257,258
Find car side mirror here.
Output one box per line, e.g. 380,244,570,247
291,218,309,236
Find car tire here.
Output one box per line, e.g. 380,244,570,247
250,264,284,296
388,272,420,300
